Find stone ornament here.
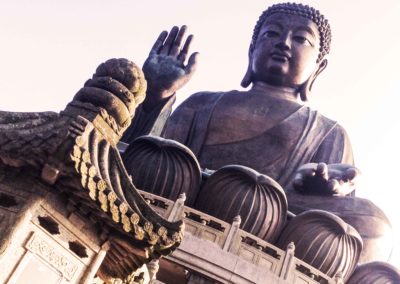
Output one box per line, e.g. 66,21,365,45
195,165,287,242
347,261,400,284
73,58,146,136
276,209,363,281
123,135,201,207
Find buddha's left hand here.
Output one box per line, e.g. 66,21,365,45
292,163,360,196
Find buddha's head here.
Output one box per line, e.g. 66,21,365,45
241,3,331,101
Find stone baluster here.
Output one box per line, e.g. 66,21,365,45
80,241,110,284
279,242,295,280
167,193,186,222
334,271,344,284
222,215,241,252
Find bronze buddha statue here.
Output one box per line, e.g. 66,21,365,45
121,3,393,264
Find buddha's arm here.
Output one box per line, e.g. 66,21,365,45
121,26,199,144
121,95,176,143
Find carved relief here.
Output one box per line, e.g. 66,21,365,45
25,233,78,280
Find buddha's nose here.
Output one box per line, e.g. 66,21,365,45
275,32,291,50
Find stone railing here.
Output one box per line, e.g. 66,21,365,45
139,190,343,284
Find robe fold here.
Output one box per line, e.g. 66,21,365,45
163,91,354,189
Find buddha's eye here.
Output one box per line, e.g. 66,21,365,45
261,30,279,38
293,34,314,46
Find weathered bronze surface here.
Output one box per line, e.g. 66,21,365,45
194,165,287,243
276,210,362,281
347,261,400,284
121,2,393,266
123,135,201,206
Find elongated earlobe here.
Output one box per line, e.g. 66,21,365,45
241,64,253,88
241,50,253,88
299,58,328,102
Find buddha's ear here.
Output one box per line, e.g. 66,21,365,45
241,48,253,88
299,58,328,102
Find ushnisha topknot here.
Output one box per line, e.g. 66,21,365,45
250,2,331,62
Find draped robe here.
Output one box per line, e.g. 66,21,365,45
163,90,354,189
121,90,392,263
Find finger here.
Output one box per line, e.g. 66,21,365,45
292,173,304,191
327,179,340,194
301,167,316,178
149,31,168,55
160,26,179,55
343,167,358,181
178,34,194,63
316,162,328,180
170,25,187,56
184,52,199,76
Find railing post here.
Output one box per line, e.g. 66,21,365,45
334,271,344,284
167,193,186,222
147,259,160,283
80,241,110,284
222,215,241,252
279,242,295,280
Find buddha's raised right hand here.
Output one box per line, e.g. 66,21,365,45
142,26,199,111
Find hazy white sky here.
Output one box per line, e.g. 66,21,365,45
1,0,400,266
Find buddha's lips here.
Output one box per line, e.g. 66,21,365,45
271,52,291,62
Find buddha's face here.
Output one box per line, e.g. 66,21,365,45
251,13,322,88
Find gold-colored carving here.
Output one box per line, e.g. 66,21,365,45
82,151,90,163
88,165,96,177
144,222,153,235
80,162,88,175
130,213,140,225
26,234,78,280
118,199,131,232
119,202,128,214
108,192,119,223
111,205,119,223
75,136,84,147
88,177,97,200
160,233,169,243
81,175,88,188
97,179,107,191
108,192,117,203
98,191,108,212
148,232,159,245
134,224,145,240
163,237,174,247
172,232,181,242
71,156,80,170
121,213,132,232
72,145,82,159
158,226,167,237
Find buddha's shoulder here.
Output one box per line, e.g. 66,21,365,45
306,107,346,132
177,90,244,109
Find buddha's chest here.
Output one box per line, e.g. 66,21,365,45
206,96,300,145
